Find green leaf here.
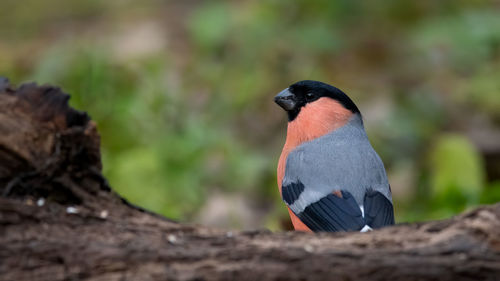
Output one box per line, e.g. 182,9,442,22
430,134,485,204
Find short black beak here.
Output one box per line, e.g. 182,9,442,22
274,88,296,111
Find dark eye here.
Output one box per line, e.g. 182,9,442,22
305,92,315,100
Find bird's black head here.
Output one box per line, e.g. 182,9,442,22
274,80,360,121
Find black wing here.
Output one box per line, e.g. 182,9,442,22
282,182,394,232
282,181,365,232
297,191,366,232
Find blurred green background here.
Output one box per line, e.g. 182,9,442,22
1,0,499,230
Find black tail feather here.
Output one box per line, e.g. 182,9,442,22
363,189,395,228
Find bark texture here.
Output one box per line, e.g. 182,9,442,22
0,78,499,281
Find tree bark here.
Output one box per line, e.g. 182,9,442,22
0,78,499,281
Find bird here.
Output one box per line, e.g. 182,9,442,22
275,80,394,232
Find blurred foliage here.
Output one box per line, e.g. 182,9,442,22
1,0,499,230
429,134,484,218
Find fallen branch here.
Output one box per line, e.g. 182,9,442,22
0,79,499,281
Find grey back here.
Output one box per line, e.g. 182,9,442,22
283,114,391,214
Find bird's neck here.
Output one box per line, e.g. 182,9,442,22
277,98,355,191
285,98,354,148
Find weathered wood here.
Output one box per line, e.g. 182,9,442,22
0,79,499,281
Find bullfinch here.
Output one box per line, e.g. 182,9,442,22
275,80,394,232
